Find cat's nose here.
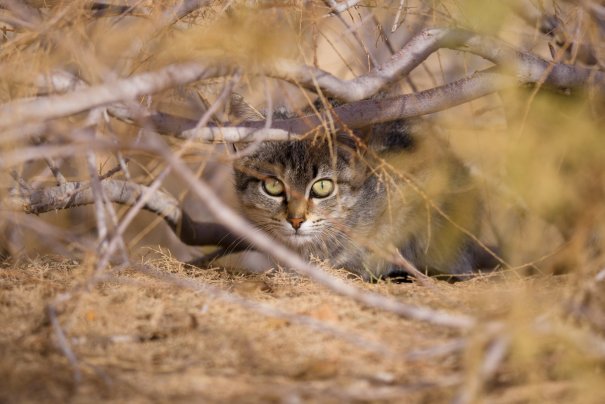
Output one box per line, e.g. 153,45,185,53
287,217,305,230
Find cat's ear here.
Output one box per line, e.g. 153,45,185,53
363,119,417,154
229,93,264,121
336,128,369,155
230,141,250,155
228,93,264,155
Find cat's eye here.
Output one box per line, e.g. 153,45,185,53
311,179,334,198
262,177,285,197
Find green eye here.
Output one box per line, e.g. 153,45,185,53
262,177,285,196
311,179,334,198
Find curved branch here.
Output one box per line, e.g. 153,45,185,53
0,62,233,130
269,29,477,102
257,70,516,133
269,27,605,102
135,70,516,137
1,179,238,249
147,60,600,139
3,179,181,225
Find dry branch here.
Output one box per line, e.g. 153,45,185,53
167,0,210,22
506,0,601,66
270,27,605,102
326,0,363,14
2,179,180,224
1,178,242,250
4,27,603,137
137,70,516,138
178,126,299,143
0,62,233,130
47,304,82,383
257,70,516,132
0,0,41,26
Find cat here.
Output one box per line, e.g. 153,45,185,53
233,120,497,281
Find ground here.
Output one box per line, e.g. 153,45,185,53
1,254,602,403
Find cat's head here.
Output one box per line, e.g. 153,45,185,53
233,135,377,254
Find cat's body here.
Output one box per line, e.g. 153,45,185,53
233,120,495,280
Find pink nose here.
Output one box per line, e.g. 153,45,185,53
287,217,305,230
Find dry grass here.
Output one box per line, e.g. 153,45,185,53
1,255,602,403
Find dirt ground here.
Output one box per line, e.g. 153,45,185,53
1,254,602,404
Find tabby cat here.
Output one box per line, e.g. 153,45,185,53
233,120,496,280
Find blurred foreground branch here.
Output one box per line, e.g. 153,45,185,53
2,27,602,142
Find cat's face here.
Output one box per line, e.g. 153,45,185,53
234,139,376,257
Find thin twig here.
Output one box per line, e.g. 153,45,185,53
391,0,407,33
47,304,82,384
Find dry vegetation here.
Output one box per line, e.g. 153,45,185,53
1,0,605,403
0,256,590,403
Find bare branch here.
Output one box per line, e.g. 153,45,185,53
108,103,298,142
0,0,41,26
326,0,363,14
166,0,210,22
7,27,602,139
504,0,599,65
145,70,516,137
0,62,233,130
391,0,408,33
1,178,241,250
2,179,181,226
177,126,301,143
307,71,515,129
44,157,67,185
270,28,605,102
87,150,110,252
105,69,515,141
47,304,82,383
90,2,149,17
